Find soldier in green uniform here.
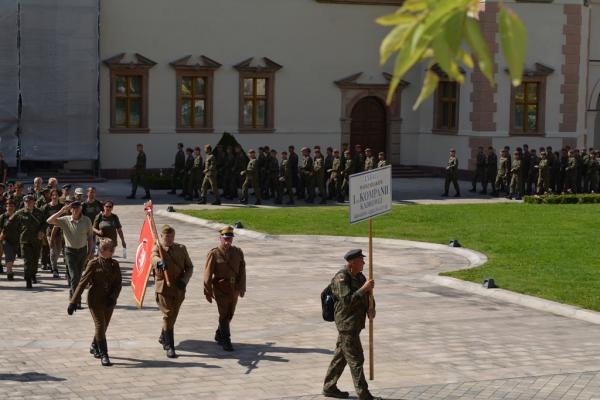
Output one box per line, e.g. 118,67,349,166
277,150,294,205
199,145,221,205
35,187,50,209
169,142,186,195
536,151,551,194
527,149,540,195
329,150,342,202
314,148,327,204
67,238,122,367
232,145,246,199
340,150,353,203
203,226,246,352
323,249,378,400
482,147,497,195
267,149,280,201
324,147,334,199
152,224,194,358
470,146,486,193
442,148,460,197
564,149,578,194
180,148,194,198
0,153,8,183
6,195,46,288
42,190,64,278
0,200,18,280
299,147,315,203
12,182,24,209
363,148,375,171
508,150,522,199
588,151,599,193
127,143,150,200
240,149,261,205
494,149,509,196
186,147,203,201
352,145,365,174
376,152,387,168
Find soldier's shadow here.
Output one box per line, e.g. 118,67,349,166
110,356,221,369
178,340,333,374
0,372,66,382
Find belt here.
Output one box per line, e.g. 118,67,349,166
216,277,236,285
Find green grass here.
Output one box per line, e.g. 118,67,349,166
179,204,600,311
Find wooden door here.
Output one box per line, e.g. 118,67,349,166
350,96,387,154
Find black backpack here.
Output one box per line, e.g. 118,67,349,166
321,269,350,322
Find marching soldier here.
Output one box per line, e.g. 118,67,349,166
300,147,315,203
186,147,203,201
199,145,221,205
323,249,379,400
169,142,186,195
152,224,194,358
6,195,46,288
329,150,342,202
223,146,236,200
508,150,522,200
314,148,327,204
494,149,509,196
483,147,497,195
564,149,577,194
536,151,550,194
377,152,387,168
340,150,353,203
180,147,194,198
67,238,122,367
203,226,246,352
127,143,150,200
241,149,261,205
42,189,63,278
364,148,375,171
232,145,247,199
470,146,486,193
278,150,294,205
442,148,460,197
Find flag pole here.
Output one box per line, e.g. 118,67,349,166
368,217,374,381
144,201,171,287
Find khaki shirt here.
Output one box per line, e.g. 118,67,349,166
204,245,246,297
54,215,92,249
151,242,194,295
71,256,122,308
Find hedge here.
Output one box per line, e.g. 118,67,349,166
524,193,600,204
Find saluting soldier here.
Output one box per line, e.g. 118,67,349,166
314,148,327,204
241,149,261,205
200,145,221,205
203,226,246,352
6,194,46,288
127,143,150,200
536,151,551,194
377,152,387,168
67,238,122,367
300,147,315,203
151,224,194,358
278,150,294,205
470,146,486,193
340,150,353,203
169,143,186,195
508,150,523,200
364,148,375,171
323,249,378,400
442,148,460,197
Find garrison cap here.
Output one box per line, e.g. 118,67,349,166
70,201,82,208
161,224,175,234
220,226,235,238
344,249,366,262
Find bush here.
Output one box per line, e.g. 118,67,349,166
524,193,600,204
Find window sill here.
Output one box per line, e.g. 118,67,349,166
509,131,545,137
432,128,458,136
238,128,276,133
176,128,215,133
109,128,150,134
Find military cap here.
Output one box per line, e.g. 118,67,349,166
74,187,84,195
23,194,34,202
219,226,235,238
344,249,366,262
301,147,310,152
70,201,82,208
62,184,72,189
64,195,73,203
161,224,175,234
41,187,50,193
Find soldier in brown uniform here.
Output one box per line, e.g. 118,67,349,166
151,224,194,358
203,226,246,352
67,238,122,367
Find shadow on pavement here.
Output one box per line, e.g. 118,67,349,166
178,339,333,374
110,356,221,369
0,372,66,382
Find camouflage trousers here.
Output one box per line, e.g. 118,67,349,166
323,332,369,399
509,175,522,196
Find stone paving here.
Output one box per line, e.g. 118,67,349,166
0,183,598,399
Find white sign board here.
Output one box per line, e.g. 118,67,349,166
349,165,392,224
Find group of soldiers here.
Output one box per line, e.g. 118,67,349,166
129,142,389,206
445,144,600,199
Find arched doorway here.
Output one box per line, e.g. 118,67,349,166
350,96,387,154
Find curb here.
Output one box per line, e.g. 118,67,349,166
155,208,600,326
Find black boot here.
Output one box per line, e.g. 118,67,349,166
90,339,100,359
197,197,207,205
98,339,112,366
7,273,14,281
26,279,32,289
211,199,221,205
166,329,177,358
214,327,223,344
221,321,234,352
158,329,168,350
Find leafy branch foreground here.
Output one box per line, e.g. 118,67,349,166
179,204,600,312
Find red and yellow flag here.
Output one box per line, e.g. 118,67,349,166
131,213,154,308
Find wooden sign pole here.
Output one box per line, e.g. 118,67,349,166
368,218,374,381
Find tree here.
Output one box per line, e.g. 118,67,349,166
378,0,527,109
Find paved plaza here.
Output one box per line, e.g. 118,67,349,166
0,182,599,399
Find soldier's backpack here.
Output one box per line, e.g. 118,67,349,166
321,269,351,322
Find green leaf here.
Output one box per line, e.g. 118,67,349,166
380,23,413,64
464,16,495,85
376,13,418,27
458,49,474,69
499,6,527,86
413,69,440,110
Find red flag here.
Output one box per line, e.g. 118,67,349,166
131,217,154,308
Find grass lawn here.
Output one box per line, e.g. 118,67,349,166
179,204,600,312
